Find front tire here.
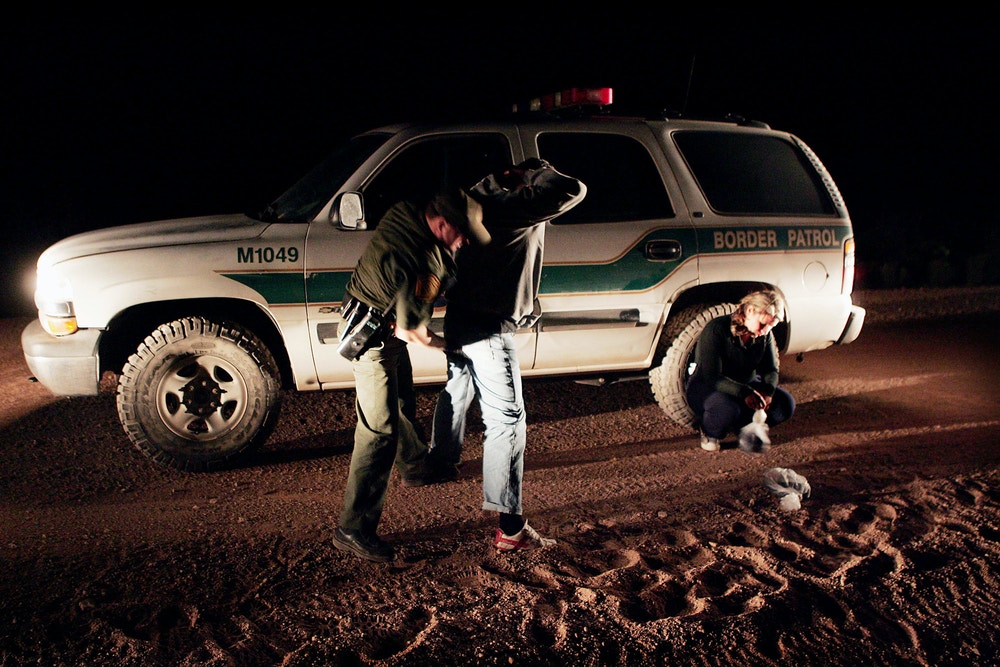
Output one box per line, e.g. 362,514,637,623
649,303,736,429
116,317,282,471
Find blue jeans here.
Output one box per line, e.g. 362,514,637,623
431,333,525,514
686,375,795,439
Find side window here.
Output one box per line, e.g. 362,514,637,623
674,131,836,215
361,134,513,228
536,132,674,224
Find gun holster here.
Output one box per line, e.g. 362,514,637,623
337,297,392,361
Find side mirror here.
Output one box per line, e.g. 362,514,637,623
336,192,367,230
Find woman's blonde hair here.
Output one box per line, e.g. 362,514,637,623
733,290,786,326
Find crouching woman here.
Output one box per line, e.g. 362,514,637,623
685,290,795,452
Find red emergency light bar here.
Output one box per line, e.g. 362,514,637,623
512,87,613,113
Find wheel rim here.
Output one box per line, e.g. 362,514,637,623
156,354,249,441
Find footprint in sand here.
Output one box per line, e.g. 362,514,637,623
562,524,792,623
364,605,438,662
724,521,771,548
480,554,563,591
530,600,569,647
620,578,695,622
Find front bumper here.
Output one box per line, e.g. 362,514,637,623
21,320,101,396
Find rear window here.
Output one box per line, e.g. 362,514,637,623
674,131,836,216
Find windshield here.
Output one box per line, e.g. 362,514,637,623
258,133,391,223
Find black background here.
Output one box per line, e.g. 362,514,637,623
2,14,996,316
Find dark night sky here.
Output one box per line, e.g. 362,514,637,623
2,14,996,315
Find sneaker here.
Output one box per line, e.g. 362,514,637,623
493,523,556,552
699,431,721,452
333,527,395,562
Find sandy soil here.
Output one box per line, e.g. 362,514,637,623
2,286,999,666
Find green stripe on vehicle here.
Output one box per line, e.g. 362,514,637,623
225,225,849,301
540,225,849,294
540,228,697,294
221,271,352,305
305,271,352,304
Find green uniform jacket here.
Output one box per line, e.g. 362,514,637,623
344,201,456,332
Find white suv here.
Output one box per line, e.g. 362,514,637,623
22,88,865,471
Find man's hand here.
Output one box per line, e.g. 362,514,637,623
394,323,446,350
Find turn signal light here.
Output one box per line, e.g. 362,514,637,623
41,313,79,336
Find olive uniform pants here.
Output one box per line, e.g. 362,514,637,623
339,337,428,535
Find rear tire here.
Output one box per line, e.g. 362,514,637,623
116,317,282,471
650,303,736,429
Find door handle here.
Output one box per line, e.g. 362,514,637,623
644,239,682,261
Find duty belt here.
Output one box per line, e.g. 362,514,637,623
337,297,395,361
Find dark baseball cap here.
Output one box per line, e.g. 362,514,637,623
432,188,490,246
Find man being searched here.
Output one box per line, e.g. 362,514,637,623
333,188,490,563
428,158,586,552
685,289,796,452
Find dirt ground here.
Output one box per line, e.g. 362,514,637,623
2,286,999,667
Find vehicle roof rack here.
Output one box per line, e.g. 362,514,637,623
721,113,771,129
653,108,770,129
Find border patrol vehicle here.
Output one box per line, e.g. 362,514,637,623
22,88,865,471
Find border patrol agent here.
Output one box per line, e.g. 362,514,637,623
334,188,489,563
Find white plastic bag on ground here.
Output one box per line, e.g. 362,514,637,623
763,467,811,512
739,409,771,453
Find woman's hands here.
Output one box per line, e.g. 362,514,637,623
744,389,772,411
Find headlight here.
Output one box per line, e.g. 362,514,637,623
34,269,78,336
